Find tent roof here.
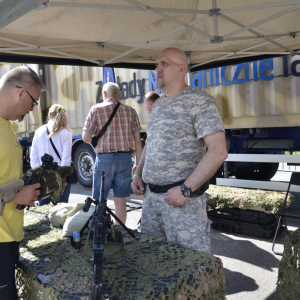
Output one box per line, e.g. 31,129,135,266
1,0,300,69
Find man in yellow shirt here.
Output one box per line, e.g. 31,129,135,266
0,66,44,299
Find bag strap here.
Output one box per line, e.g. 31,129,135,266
47,126,62,161
93,102,121,145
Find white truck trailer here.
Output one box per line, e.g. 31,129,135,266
2,53,300,187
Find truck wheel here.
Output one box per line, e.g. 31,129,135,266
73,143,96,188
235,163,279,181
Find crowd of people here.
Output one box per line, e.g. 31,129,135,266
0,47,227,299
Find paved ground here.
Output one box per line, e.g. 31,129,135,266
68,171,300,300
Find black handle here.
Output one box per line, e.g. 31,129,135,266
83,197,94,212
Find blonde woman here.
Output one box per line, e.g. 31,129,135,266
30,104,72,205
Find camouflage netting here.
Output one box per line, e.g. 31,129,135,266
207,185,294,214
17,205,226,300
277,228,300,300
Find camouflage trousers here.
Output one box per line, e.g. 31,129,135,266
141,186,212,253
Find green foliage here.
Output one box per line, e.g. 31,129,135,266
285,151,300,155
277,229,300,300
207,185,294,213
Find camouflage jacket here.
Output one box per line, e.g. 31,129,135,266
143,86,224,185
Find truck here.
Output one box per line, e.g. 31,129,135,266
2,54,300,188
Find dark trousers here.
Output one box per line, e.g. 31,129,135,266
0,241,19,300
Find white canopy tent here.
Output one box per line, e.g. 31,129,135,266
0,0,300,69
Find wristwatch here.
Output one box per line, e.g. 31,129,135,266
181,184,193,197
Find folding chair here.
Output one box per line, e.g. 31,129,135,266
272,172,300,255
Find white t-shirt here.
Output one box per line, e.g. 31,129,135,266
30,124,72,168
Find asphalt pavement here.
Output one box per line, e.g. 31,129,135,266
68,171,300,300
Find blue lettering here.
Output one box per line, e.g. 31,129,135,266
209,69,214,87
215,68,220,86
202,70,207,88
259,58,274,81
244,63,249,82
137,79,146,103
283,56,289,77
291,60,300,76
191,71,202,88
232,64,244,84
129,73,137,98
221,66,231,86
253,61,258,81
149,71,161,93
95,81,103,103
120,82,128,99
117,76,129,99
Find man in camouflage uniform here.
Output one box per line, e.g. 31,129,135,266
132,48,228,253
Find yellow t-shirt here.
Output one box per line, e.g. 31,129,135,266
0,118,24,242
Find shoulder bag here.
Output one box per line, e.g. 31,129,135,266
47,127,78,184
92,102,121,146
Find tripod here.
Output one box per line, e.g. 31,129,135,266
81,171,135,300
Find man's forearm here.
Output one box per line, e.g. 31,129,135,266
135,145,147,174
185,131,228,191
184,151,225,191
82,130,92,144
135,144,142,167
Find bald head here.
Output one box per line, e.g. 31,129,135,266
158,48,188,71
155,48,188,97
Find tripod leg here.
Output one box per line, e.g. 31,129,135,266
106,206,135,238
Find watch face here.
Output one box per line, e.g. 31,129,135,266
184,190,191,197
181,184,191,197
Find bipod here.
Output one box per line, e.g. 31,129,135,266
80,197,135,239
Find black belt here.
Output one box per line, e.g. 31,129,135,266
98,151,131,154
148,181,185,193
148,180,209,197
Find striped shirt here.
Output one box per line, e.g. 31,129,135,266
83,100,141,154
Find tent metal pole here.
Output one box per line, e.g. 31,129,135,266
221,1,300,14
104,45,155,61
212,0,219,37
223,3,300,39
104,32,299,46
191,36,290,69
0,36,101,66
49,2,209,14
104,43,148,64
221,14,292,52
124,0,213,39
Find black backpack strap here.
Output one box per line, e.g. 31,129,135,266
93,102,121,145
47,126,62,161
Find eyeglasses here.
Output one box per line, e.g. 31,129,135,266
16,85,38,107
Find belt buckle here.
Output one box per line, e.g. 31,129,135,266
148,185,155,193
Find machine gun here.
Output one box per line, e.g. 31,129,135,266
82,171,135,300
0,153,73,216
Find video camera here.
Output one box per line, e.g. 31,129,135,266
0,153,73,216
